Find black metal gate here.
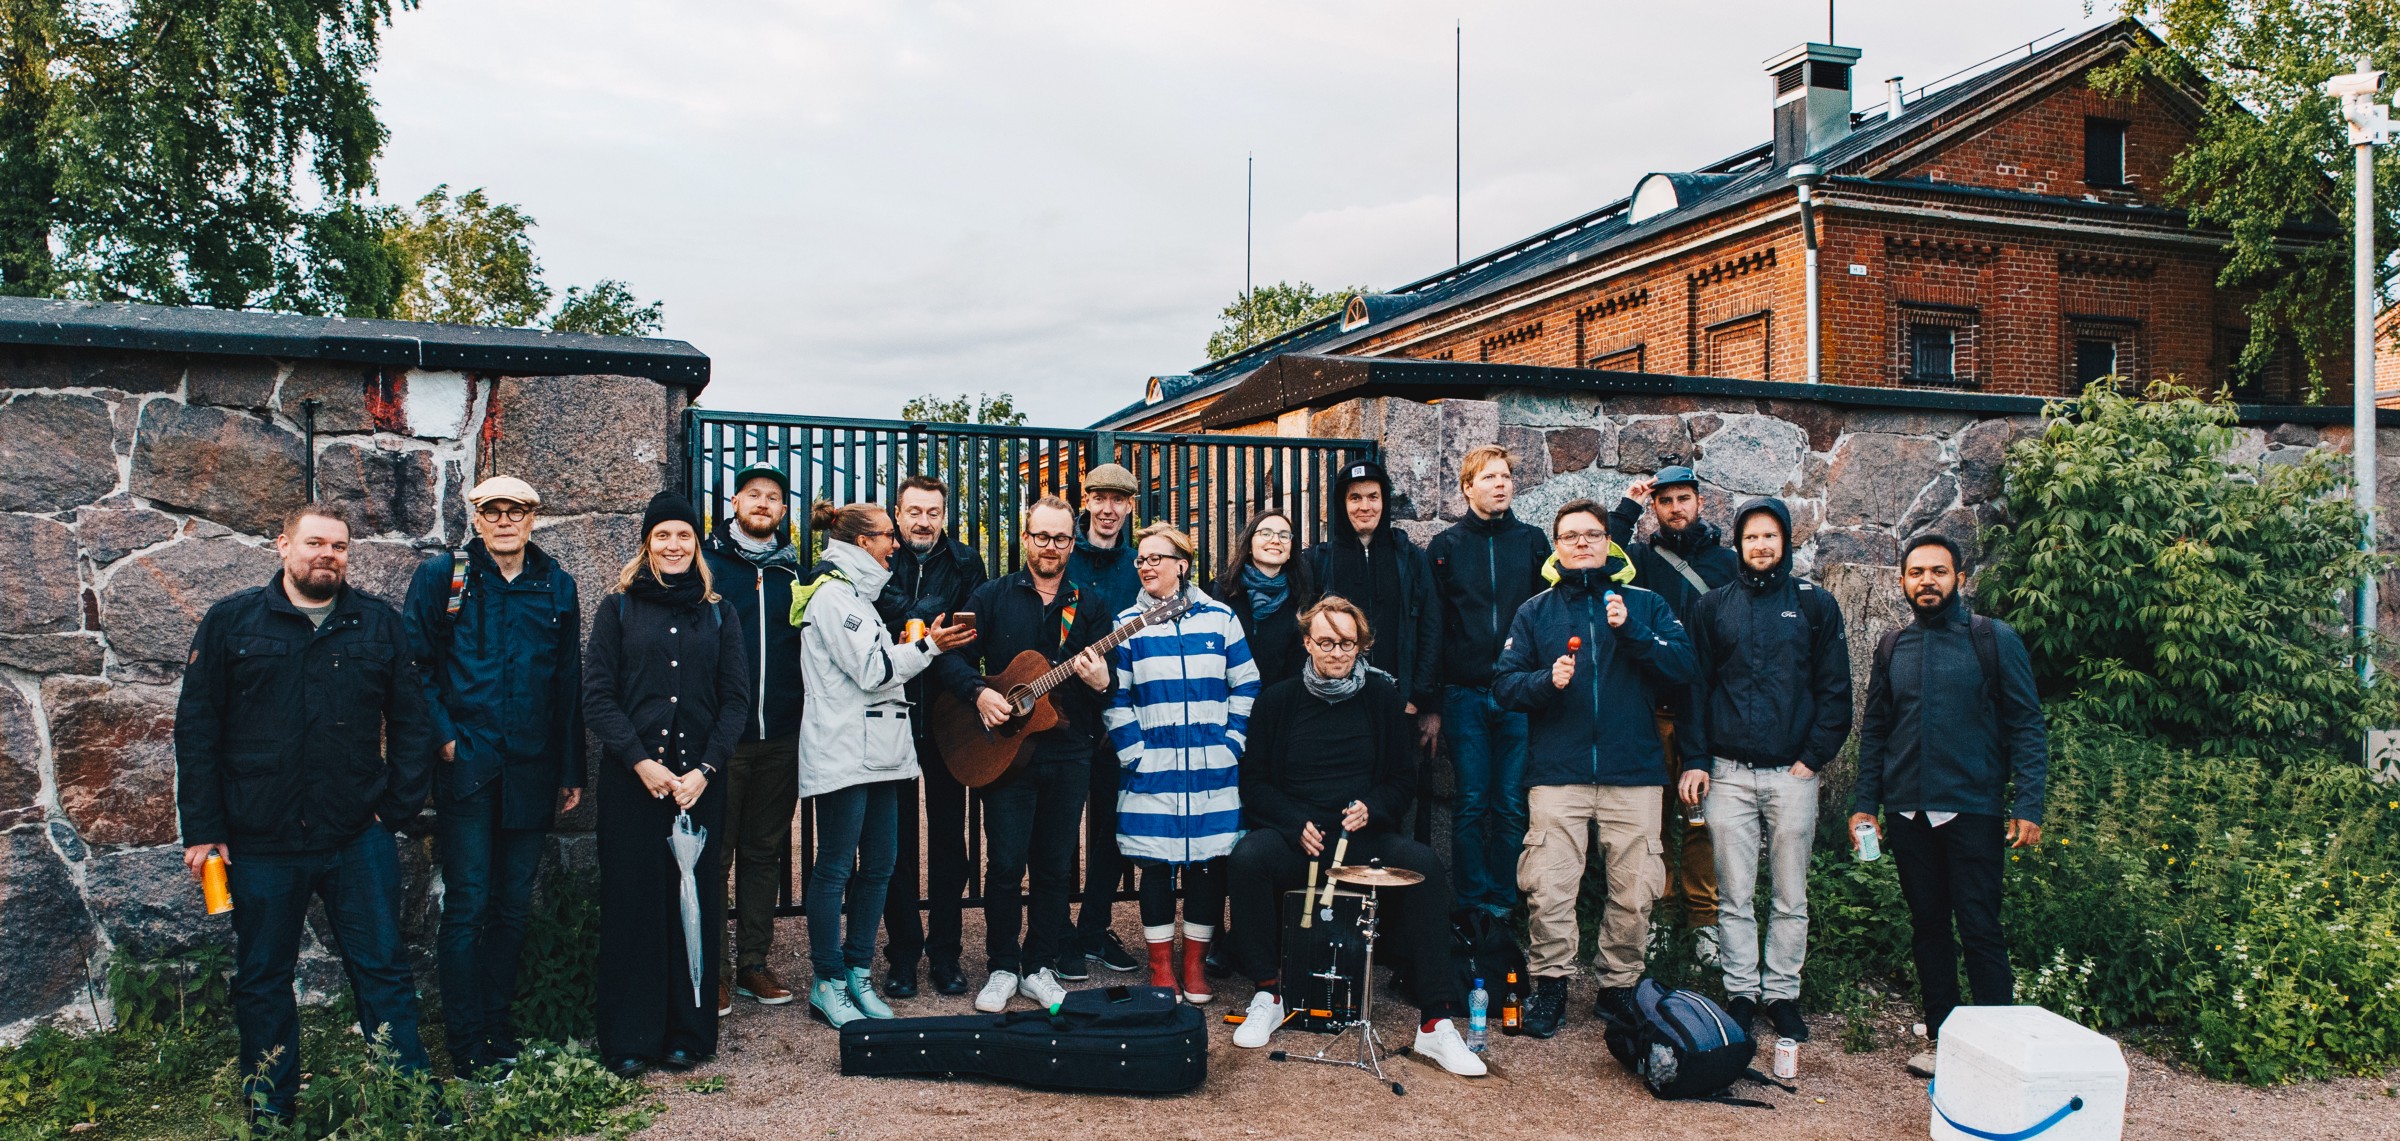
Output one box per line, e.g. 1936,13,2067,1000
682,409,1378,919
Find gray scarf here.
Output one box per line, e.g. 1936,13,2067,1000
1302,659,1391,704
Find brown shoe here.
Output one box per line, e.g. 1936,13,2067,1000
737,966,795,1005
718,979,733,1017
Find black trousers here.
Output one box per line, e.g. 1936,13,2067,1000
1074,741,1130,949
1226,828,1463,1019
1887,811,2013,1038
885,732,969,967
1135,857,1226,930
980,757,1089,974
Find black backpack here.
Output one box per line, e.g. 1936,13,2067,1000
1603,979,1790,1105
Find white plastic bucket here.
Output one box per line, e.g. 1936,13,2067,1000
1928,1006,2127,1141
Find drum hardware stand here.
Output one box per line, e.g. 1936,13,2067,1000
1272,879,1404,1096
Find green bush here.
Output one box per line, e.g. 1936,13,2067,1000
215,1032,653,1141
509,874,601,1045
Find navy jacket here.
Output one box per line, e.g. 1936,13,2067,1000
701,522,806,742
1608,499,1739,627
1066,524,1141,623
175,574,438,854
1684,499,1852,772
932,568,1114,762
875,534,988,725
1492,563,1699,789
1854,592,2050,824
1428,508,1552,688
401,540,584,827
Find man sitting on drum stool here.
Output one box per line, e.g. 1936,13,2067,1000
1225,595,1486,1077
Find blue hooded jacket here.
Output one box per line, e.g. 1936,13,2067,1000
1492,556,1698,789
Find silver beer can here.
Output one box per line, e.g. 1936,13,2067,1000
1772,1036,1800,1079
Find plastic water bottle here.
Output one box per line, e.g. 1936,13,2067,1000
1467,978,1489,1052
1854,819,1882,862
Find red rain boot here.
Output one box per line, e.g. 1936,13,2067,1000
1147,939,1178,994
1180,938,1214,1005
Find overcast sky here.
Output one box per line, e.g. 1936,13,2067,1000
372,1,2111,426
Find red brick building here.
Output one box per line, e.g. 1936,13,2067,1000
1102,18,2345,433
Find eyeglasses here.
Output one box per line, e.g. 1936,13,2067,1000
858,529,897,541
477,505,532,522
1557,528,1609,547
1254,528,1292,542
1025,532,1075,549
1305,638,1360,655
1133,554,1187,568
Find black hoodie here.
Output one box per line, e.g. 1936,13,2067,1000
1683,498,1852,771
1300,466,1441,709
1428,507,1552,687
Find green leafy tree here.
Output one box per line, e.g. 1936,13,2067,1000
1204,280,1366,360
0,0,416,313
900,391,1027,425
550,278,663,336
2097,3,2400,398
1978,379,2397,748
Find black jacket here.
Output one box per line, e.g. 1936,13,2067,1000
1239,674,1415,841
875,535,988,716
1066,524,1141,621
1428,509,1552,687
582,588,752,780
1301,474,1440,710
1492,560,1699,789
1608,498,1740,627
1854,592,2050,824
700,522,806,742
1684,499,1853,772
401,540,584,827
175,573,438,854
1216,573,1307,688
932,568,1114,761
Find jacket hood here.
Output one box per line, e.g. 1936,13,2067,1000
821,538,894,598
1074,519,1132,561
708,518,800,568
466,536,562,580
1327,462,1396,545
1731,497,1794,590
1540,548,1637,590
1654,515,1723,557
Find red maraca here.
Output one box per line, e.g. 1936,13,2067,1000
1567,636,1582,652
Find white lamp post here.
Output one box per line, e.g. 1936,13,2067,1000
2328,58,2390,681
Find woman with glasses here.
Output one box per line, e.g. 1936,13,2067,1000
1222,595,1486,1075
584,492,749,1078
792,500,973,1027
1213,511,1313,688
1103,523,1261,1004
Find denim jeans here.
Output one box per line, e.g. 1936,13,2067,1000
979,757,1088,974
436,779,545,1065
1443,684,1528,913
228,827,428,1116
1705,759,1819,1002
805,781,901,982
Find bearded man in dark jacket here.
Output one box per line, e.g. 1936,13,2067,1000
1676,497,1851,1042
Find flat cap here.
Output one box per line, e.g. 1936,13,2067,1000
1084,462,1138,495
466,475,542,508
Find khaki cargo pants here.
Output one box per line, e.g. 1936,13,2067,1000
1518,783,1666,985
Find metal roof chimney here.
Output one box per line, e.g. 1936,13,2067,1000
1766,42,1863,166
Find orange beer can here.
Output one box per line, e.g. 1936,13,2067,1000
903,618,927,643
201,852,233,915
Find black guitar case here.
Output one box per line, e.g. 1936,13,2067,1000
838,984,1207,1094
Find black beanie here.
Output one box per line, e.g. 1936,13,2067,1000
640,491,701,538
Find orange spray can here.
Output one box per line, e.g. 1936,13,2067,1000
201,852,232,915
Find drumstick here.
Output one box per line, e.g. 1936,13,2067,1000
1317,819,1354,913
1299,850,1321,929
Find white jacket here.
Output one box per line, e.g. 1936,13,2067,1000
796,540,939,800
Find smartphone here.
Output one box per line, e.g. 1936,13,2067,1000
952,611,977,632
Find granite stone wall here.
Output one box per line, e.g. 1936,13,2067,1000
0,346,685,1037
1308,387,2400,748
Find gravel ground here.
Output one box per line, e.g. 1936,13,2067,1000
626,914,2400,1141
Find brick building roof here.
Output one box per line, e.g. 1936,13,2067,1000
1102,18,2328,430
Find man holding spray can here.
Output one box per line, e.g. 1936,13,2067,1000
1492,499,1697,1039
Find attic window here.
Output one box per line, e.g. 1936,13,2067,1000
1775,64,1804,95
1341,294,1370,333
2085,118,2127,188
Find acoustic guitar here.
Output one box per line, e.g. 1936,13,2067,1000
933,592,1196,787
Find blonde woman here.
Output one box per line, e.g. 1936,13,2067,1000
584,492,750,1078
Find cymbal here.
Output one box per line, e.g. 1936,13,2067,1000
1328,864,1424,887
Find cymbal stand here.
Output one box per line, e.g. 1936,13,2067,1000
1272,885,1404,1096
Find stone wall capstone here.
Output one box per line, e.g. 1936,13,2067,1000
0,343,684,1038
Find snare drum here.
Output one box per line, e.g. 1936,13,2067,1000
1280,887,1367,1032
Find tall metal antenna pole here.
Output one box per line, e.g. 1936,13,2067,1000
1455,20,1462,265
1828,0,1835,42
1246,151,1254,343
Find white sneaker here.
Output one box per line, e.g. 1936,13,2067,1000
1017,968,1067,1009
975,970,1020,1013
1413,1018,1489,1077
1692,925,1723,969
1231,990,1284,1048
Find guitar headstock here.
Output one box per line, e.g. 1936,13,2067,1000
1141,593,1196,627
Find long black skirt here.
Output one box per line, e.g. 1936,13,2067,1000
596,758,727,1061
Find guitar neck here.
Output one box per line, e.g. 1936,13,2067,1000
1019,606,1173,700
